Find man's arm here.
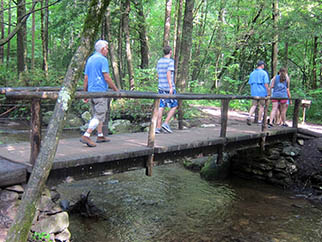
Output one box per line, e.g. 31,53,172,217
84,75,88,91
103,72,119,92
83,75,89,103
167,70,173,94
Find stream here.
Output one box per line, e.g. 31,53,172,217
57,163,322,242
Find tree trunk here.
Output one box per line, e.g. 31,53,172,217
0,0,4,63
312,36,318,89
31,0,36,69
176,0,194,92
118,9,124,87
271,0,278,77
283,41,288,70
5,1,111,241
163,0,172,47
6,0,11,68
133,0,149,69
191,0,206,83
174,0,183,85
41,0,49,76
17,0,27,77
106,8,122,89
122,0,135,90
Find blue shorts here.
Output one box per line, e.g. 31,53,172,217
159,89,178,108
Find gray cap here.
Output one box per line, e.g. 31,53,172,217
257,60,265,66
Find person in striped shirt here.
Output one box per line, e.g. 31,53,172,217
155,46,178,134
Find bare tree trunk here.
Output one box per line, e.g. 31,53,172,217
0,0,4,63
41,0,49,76
122,0,135,90
133,0,149,69
312,36,318,89
271,0,278,76
5,1,111,241
6,0,11,68
176,0,194,92
163,0,172,47
17,0,27,77
283,41,288,70
106,8,122,89
118,9,124,87
31,0,36,69
191,0,206,83
174,0,183,85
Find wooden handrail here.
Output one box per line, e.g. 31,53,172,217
5,90,301,101
2,87,304,174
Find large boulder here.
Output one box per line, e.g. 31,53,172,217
44,111,83,128
200,154,231,180
109,119,132,134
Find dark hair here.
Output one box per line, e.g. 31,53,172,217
278,67,287,82
163,46,172,55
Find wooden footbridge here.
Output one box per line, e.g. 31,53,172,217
0,87,304,187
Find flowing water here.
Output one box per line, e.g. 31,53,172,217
57,163,322,242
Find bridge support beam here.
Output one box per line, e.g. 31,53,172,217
30,99,42,165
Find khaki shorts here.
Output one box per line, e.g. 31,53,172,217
90,98,109,122
252,99,265,107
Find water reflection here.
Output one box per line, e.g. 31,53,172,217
57,163,322,242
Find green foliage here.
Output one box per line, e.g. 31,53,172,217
30,231,53,242
0,0,321,124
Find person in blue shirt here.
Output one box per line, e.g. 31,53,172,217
80,40,119,147
155,46,178,134
247,60,269,125
268,67,291,127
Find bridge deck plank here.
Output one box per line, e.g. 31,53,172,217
0,125,296,187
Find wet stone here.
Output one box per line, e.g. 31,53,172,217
5,185,24,194
0,190,19,202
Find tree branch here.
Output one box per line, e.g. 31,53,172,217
0,0,62,46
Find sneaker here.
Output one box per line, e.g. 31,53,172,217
281,123,288,127
246,118,251,126
268,123,274,128
162,123,172,133
155,128,161,134
80,135,96,147
96,136,111,143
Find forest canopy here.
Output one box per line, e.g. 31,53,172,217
0,0,321,121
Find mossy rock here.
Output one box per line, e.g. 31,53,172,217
200,157,231,180
183,156,210,171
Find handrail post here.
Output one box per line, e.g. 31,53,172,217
178,100,183,130
261,98,269,132
260,98,270,153
30,99,42,166
220,99,229,138
218,99,229,164
292,99,300,128
146,98,160,176
292,99,301,145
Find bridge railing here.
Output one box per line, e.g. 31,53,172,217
1,87,302,175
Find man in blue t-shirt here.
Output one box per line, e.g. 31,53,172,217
80,40,119,147
246,60,269,125
155,46,178,134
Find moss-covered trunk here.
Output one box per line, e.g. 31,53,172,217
5,0,110,241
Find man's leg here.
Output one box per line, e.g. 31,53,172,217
258,100,265,123
247,100,258,125
157,107,164,129
164,106,177,124
80,117,99,147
